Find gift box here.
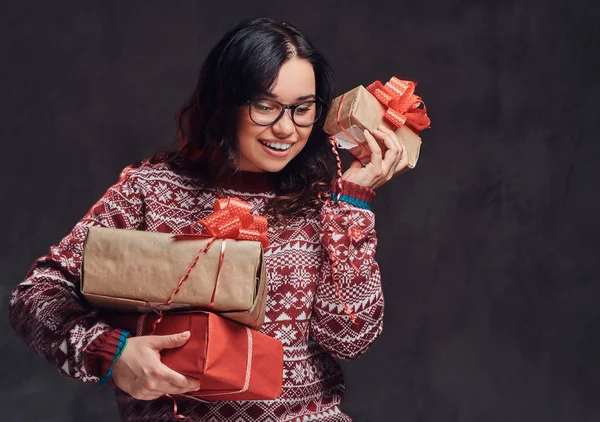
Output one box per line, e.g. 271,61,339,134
105,311,284,401
81,227,267,329
323,78,430,173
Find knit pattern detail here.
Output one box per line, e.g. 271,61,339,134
84,328,128,379
9,157,384,421
99,331,129,385
331,194,371,210
332,180,376,204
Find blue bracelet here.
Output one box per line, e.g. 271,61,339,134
331,193,371,210
99,330,130,386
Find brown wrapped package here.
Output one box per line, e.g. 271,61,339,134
323,85,422,172
81,227,267,329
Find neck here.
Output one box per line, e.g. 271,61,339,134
220,170,274,193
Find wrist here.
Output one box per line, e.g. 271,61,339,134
84,328,128,379
331,179,376,210
98,330,129,385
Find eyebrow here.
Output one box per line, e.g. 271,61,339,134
261,91,316,101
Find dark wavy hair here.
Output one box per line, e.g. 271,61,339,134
153,17,337,220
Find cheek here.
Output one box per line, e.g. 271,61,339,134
298,127,313,145
237,112,264,146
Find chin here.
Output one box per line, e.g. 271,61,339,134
239,159,289,173
248,156,296,173
260,162,290,173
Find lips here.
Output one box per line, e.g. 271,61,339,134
258,139,293,151
258,139,293,157
259,139,296,145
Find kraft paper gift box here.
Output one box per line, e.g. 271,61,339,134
105,311,284,401
323,80,430,173
81,226,267,329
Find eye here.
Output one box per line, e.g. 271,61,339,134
252,101,278,113
295,102,315,114
257,105,271,111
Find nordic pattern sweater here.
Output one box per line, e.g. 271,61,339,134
9,156,384,421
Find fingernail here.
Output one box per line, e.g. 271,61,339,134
179,331,190,338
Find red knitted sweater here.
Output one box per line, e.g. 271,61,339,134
9,156,384,421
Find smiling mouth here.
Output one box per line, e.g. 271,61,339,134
258,139,293,151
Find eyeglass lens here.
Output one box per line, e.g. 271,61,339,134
250,100,321,126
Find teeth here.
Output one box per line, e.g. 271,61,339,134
260,140,292,151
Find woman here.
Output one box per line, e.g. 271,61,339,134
9,17,406,421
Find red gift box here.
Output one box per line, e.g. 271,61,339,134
106,311,283,401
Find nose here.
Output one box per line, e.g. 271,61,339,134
271,109,295,138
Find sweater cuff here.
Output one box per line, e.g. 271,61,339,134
331,179,376,209
84,328,129,382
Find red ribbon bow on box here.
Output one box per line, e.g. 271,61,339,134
180,197,269,248
366,77,431,133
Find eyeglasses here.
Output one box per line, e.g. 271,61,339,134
246,98,323,127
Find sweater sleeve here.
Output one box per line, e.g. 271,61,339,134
8,164,144,382
309,179,384,360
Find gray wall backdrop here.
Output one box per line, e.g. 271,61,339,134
1,0,599,421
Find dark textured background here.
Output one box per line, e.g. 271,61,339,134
2,1,599,421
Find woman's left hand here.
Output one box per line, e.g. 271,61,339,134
341,125,407,190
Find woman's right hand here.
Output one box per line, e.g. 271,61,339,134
111,331,202,400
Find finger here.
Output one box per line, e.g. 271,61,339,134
130,388,164,401
391,133,408,175
374,129,400,177
148,331,190,351
385,128,405,173
145,389,169,398
156,365,201,391
135,393,163,401
391,134,406,171
394,140,409,175
139,370,199,397
166,381,201,395
377,125,400,150
362,129,383,171
151,381,200,396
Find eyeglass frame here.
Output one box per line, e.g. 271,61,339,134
245,97,325,127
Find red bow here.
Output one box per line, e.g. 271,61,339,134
366,77,431,133
175,197,270,248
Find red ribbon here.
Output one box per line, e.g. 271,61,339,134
325,133,359,325
366,77,431,133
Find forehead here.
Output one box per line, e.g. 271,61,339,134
269,57,316,102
